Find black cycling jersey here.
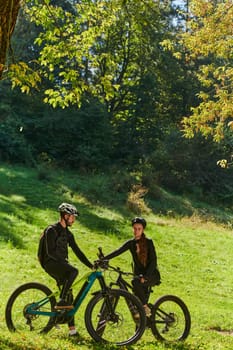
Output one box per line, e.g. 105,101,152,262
43,222,92,269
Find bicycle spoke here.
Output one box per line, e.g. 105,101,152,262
5,283,56,333
151,295,191,341
85,289,146,346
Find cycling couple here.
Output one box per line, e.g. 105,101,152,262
39,202,161,336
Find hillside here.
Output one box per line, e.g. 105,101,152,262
0,163,233,350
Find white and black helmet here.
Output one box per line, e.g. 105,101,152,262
58,202,79,216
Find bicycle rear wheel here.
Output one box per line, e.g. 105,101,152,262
85,288,146,346
5,282,56,333
150,294,191,341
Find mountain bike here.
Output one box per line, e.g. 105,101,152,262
5,257,146,346
97,247,191,342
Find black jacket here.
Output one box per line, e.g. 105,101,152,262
104,237,160,282
43,222,93,269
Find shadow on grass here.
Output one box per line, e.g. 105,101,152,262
0,214,24,248
64,322,195,350
2,162,231,251
0,331,195,350
0,337,137,350
0,338,194,350
68,335,131,349
0,165,131,249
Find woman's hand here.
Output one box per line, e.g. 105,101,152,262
139,275,147,283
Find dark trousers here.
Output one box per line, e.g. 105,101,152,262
132,277,156,305
44,260,78,327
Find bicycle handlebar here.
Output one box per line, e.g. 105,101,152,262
95,247,135,277
98,246,105,259
93,259,109,270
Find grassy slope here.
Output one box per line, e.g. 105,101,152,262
0,163,233,350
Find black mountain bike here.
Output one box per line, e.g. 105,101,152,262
5,257,146,346
97,248,191,342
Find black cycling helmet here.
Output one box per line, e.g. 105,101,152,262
131,217,146,228
58,202,79,216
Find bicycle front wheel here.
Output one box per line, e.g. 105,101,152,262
150,294,191,341
85,288,146,346
5,282,56,333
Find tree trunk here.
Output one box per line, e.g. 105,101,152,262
0,0,21,79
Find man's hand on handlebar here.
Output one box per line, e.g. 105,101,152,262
93,258,109,270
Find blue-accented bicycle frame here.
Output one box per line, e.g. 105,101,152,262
26,270,103,318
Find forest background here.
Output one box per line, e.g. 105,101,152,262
0,0,233,209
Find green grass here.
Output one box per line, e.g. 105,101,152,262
0,163,233,349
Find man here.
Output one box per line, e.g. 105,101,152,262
40,202,93,336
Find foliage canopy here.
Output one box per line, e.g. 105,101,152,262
181,0,233,142
9,0,169,112
1,0,233,201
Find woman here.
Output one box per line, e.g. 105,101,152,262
104,217,161,316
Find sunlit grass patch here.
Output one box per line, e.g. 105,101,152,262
0,163,233,349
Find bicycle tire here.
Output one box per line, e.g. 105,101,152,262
85,288,146,346
5,282,56,333
150,294,191,341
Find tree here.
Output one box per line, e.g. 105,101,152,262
0,0,21,79
4,0,200,170
8,0,174,111
8,0,186,161
180,0,233,142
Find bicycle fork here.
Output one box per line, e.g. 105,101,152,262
98,276,119,317
108,279,140,322
95,276,121,335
